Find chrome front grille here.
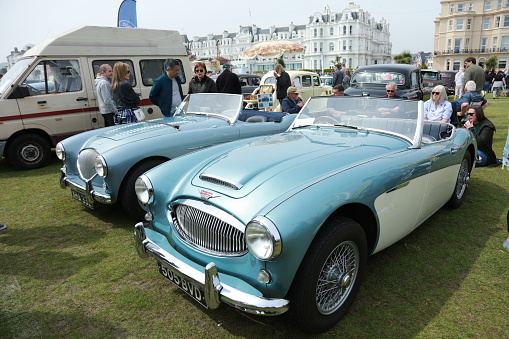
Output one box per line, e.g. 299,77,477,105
172,200,246,256
77,149,99,180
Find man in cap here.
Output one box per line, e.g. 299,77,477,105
216,63,241,94
281,86,304,114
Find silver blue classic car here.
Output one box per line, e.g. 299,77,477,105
57,93,296,219
133,96,476,332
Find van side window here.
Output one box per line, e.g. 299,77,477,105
92,60,136,87
313,76,320,86
22,60,82,96
140,59,187,86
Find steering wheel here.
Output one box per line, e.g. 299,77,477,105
314,116,339,125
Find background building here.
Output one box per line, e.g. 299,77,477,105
185,3,391,73
434,0,509,70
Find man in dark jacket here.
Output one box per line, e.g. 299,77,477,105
332,64,344,87
149,58,184,117
216,63,241,94
281,86,303,114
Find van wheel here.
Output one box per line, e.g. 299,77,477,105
8,134,51,170
120,159,167,220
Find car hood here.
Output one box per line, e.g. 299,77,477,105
83,115,228,148
189,128,408,204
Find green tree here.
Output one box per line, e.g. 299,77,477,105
394,51,412,64
484,56,498,70
276,57,286,69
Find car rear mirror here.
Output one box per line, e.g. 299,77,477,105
8,85,30,99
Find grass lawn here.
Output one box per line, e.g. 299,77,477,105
1,94,508,338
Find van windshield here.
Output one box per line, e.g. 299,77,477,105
0,58,34,96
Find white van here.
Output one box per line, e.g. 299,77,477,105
0,26,191,170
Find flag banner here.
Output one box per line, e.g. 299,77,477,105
117,0,137,28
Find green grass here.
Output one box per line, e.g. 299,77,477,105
1,95,509,338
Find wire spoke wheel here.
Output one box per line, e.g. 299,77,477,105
316,240,359,315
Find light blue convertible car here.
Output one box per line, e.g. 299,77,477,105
58,93,296,219
133,96,477,332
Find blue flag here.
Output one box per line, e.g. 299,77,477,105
117,0,137,28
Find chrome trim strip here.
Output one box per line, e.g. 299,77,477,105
199,173,244,190
134,223,290,315
60,168,112,204
385,181,410,194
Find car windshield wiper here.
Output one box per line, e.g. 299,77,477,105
333,124,365,130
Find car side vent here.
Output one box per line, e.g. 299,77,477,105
199,173,243,190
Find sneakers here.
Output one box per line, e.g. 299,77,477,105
504,239,509,251
0,224,6,231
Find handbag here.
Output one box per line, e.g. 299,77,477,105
132,108,145,121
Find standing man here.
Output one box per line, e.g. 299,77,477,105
454,68,465,100
216,63,241,94
332,64,344,87
149,58,184,117
95,64,116,127
274,64,291,105
463,57,484,93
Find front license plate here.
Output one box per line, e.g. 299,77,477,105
71,190,94,209
158,262,207,308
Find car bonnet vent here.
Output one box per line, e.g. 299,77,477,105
199,173,243,190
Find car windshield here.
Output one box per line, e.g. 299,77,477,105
263,76,276,86
293,96,422,144
321,77,333,86
422,72,438,80
174,93,243,123
350,71,406,85
0,57,34,96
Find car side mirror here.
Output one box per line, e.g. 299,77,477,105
8,85,30,99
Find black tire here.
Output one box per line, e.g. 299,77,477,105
288,216,367,333
7,134,51,170
120,158,167,220
446,151,472,209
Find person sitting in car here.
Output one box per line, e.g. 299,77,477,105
282,86,304,114
424,85,452,123
376,82,401,117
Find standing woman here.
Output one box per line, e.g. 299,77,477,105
188,62,217,94
274,64,291,105
343,69,351,89
111,62,140,124
463,106,498,167
491,70,506,99
424,85,453,122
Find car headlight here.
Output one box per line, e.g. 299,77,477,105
94,155,108,178
246,216,282,261
135,175,154,205
55,142,65,161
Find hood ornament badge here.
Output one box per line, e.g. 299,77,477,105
199,189,220,199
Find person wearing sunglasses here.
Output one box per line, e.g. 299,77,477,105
463,106,498,167
424,85,452,123
188,62,217,94
376,82,401,117
111,62,140,124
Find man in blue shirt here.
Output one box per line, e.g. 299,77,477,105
149,59,184,117
281,86,304,114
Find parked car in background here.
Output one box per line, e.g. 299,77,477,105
58,93,296,220
245,70,332,110
321,75,333,87
439,70,457,94
421,69,442,90
134,95,476,332
345,64,429,101
210,73,261,101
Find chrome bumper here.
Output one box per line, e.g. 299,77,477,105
134,222,290,316
59,167,112,205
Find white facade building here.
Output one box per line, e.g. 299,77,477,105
185,3,391,73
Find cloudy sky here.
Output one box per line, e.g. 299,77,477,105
0,0,442,60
